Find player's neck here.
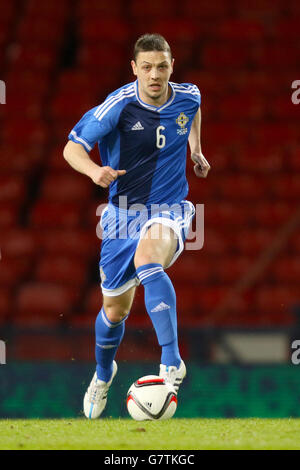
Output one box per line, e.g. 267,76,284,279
138,83,172,108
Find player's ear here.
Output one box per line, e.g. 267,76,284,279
170,58,175,74
131,60,137,76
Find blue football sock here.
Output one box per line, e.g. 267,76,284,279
95,307,128,382
136,263,181,368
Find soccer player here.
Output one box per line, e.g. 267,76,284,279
63,34,210,419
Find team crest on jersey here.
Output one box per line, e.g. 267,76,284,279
176,112,189,135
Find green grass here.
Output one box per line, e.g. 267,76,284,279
1,418,300,450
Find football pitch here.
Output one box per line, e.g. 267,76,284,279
1,418,300,450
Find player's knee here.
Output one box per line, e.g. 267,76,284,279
103,301,129,323
134,251,161,269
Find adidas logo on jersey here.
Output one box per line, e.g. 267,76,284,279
131,121,144,131
150,302,170,312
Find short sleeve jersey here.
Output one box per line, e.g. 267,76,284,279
68,80,201,208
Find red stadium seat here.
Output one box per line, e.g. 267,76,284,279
168,254,216,284
204,123,249,146
215,19,265,41
254,285,298,317
286,0,300,14
0,175,27,203
0,258,32,287
205,202,251,227
253,44,299,68
14,283,79,326
234,146,284,173
79,18,131,43
288,148,300,171
201,228,234,256
77,44,126,72
37,229,98,260
270,175,300,200
269,96,300,120
225,71,287,96
218,93,265,120
253,202,296,227
30,201,83,228
24,0,70,19
18,17,64,45
77,0,123,17
197,287,228,312
52,118,79,143
234,229,273,256
275,19,300,39
271,257,300,283
4,92,44,119
214,256,252,283
50,91,95,120
0,143,44,173
2,119,48,146
70,312,96,329
290,232,300,255
0,203,20,228
204,147,232,173
188,177,217,200
0,228,38,258
181,71,228,96
183,0,231,18
84,285,102,314
150,20,199,43
176,285,200,318
130,0,176,19
0,288,11,324
47,145,70,170
8,44,58,70
57,69,100,95
6,69,51,97
235,0,283,18
202,45,251,68
34,255,89,286
40,173,93,202
218,175,268,200
255,123,298,146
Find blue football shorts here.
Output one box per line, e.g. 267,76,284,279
99,200,195,296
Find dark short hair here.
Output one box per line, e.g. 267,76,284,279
133,33,172,61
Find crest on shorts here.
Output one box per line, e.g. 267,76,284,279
100,266,106,282
176,112,189,135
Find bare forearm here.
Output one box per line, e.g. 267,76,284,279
188,107,202,155
63,140,126,188
63,140,100,178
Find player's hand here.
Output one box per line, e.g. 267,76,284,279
191,153,211,178
90,166,126,188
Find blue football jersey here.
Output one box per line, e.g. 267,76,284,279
68,80,201,208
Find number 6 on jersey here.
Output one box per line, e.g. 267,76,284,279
156,125,166,149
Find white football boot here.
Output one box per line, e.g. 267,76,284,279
83,361,118,419
159,360,186,394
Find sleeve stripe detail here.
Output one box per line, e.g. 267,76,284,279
171,83,200,95
94,85,135,120
95,92,136,122
172,86,200,95
69,130,92,151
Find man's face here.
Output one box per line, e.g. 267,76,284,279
131,50,174,104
